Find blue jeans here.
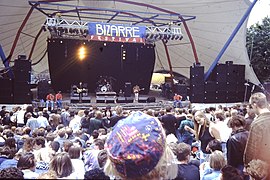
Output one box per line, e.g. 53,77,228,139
56,100,62,109
46,100,54,109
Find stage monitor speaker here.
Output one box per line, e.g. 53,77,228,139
124,82,132,97
125,97,134,103
147,96,156,103
70,96,91,103
138,97,148,103
117,97,126,103
96,97,105,103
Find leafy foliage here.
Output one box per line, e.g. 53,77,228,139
246,16,270,82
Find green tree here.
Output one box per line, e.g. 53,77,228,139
246,16,270,83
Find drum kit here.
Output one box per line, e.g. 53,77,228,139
96,76,114,92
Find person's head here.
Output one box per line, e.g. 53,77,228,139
220,165,243,180
17,152,36,171
207,139,222,153
92,130,99,139
209,150,226,171
175,143,191,162
246,159,269,180
215,111,225,121
114,105,123,116
63,140,73,152
98,149,108,168
49,152,73,178
104,111,177,180
228,115,246,131
57,128,66,138
249,92,269,114
95,110,103,119
50,141,60,153
37,171,58,179
34,136,46,149
92,138,105,150
0,167,24,179
22,137,34,152
84,168,110,180
5,137,16,148
68,145,81,159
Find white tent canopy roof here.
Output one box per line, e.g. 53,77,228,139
0,0,261,85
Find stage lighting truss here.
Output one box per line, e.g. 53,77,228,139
45,17,183,43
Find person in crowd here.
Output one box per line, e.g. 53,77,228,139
80,109,90,134
49,152,77,179
60,106,70,127
159,106,177,136
104,111,178,180
244,106,256,131
244,92,270,178
69,110,84,133
174,142,200,180
214,111,232,157
24,105,38,125
68,145,85,179
246,159,269,180
17,152,39,179
33,136,50,163
46,93,55,110
55,91,63,109
0,106,7,122
0,167,24,179
220,165,243,180
173,93,182,108
25,112,39,133
54,128,67,149
18,137,34,154
37,170,58,179
201,150,226,180
36,111,49,129
62,140,73,153
185,110,221,163
177,113,194,146
227,115,249,177
89,110,104,135
84,138,105,171
109,105,125,128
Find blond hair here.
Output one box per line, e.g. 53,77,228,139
246,159,269,180
209,150,226,170
249,92,268,109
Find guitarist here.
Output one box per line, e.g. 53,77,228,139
76,82,86,103
133,85,144,103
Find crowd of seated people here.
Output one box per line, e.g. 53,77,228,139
0,92,268,179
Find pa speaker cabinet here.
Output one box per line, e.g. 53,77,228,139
147,97,156,103
138,97,148,103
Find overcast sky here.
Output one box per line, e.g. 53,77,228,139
247,0,270,27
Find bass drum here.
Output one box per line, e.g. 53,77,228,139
100,85,108,92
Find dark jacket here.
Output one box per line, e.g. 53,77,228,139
226,128,249,167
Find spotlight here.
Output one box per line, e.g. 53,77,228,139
78,46,86,61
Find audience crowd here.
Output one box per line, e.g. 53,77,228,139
0,92,269,179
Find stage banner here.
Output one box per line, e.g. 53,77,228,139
87,22,146,43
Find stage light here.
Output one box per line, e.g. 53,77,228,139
78,46,86,61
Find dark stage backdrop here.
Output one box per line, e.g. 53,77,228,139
47,38,155,94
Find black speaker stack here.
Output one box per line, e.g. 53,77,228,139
124,82,132,97
189,61,245,103
13,57,32,104
0,55,32,104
